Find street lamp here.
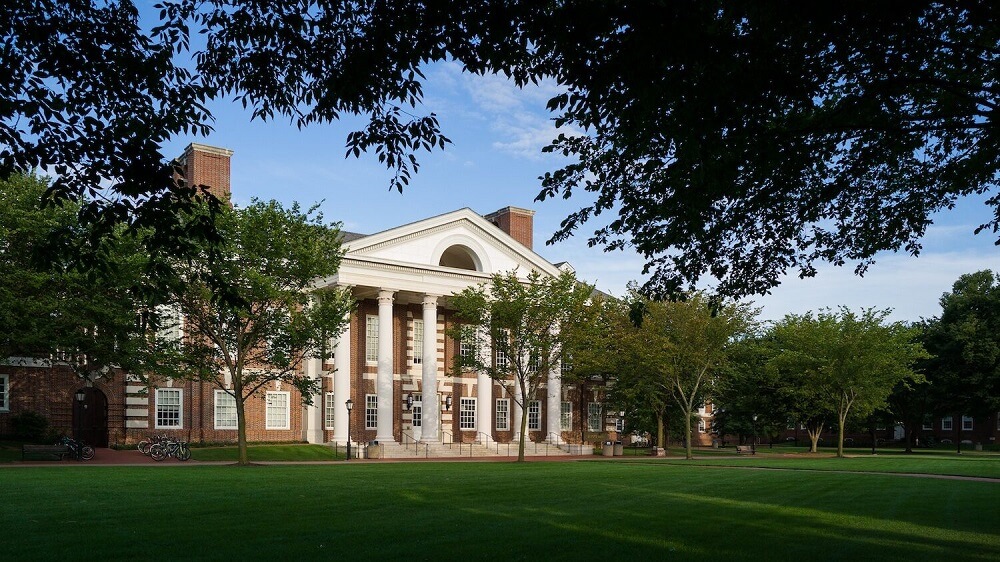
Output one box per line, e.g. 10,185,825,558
405,394,413,411
752,414,758,454
444,395,453,411
345,399,354,461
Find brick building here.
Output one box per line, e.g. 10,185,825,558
0,144,615,453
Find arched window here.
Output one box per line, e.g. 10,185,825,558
438,244,481,271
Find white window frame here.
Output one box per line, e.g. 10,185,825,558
0,374,9,412
155,388,183,429
561,355,572,376
460,397,477,430
528,400,541,430
366,315,379,364
214,390,237,430
616,417,625,433
155,304,184,345
560,401,572,432
942,417,953,431
697,418,706,433
459,328,474,359
922,417,933,431
265,391,290,430
495,349,508,369
587,402,602,433
412,319,423,364
324,392,336,430
962,415,974,431
997,414,1000,432
411,393,422,428
496,398,510,431
365,394,378,430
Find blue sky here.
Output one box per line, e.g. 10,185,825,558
158,56,999,324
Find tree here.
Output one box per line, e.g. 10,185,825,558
631,294,756,459
450,271,593,462
7,3,999,299
154,199,353,465
921,270,1000,452
0,174,163,383
770,309,927,457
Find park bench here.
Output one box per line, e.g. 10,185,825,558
735,445,755,456
22,444,70,461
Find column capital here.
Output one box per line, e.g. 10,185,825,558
377,289,395,305
422,294,439,309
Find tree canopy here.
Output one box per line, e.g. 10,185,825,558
153,199,353,465
5,2,999,296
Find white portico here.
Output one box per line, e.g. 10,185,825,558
316,207,569,447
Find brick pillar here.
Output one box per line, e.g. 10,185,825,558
484,206,535,250
181,143,234,202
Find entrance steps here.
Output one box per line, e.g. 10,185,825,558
366,440,575,459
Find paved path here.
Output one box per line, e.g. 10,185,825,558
4,449,999,483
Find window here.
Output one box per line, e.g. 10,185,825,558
587,402,602,432
412,319,423,364
411,393,422,428
616,417,625,433
697,418,706,433
365,394,378,430
997,414,1000,432
942,417,953,431
560,402,572,431
214,391,237,430
366,315,379,363
962,415,974,431
787,421,795,430
496,399,510,431
0,374,9,412
527,351,539,373
922,417,933,431
460,397,477,430
266,392,290,430
459,328,474,359
528,400,541,430
155,388,182,428
561,355,572,376
495,349,508,369
324,392,336,430
155,304,184,345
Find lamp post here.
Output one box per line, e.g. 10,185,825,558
345,399,354,461
752,414,758,454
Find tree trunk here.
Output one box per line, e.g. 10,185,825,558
904,423,914,454
807,423,822,453
235,391,249,466
684,409,693,460
837,413,847,458
656,409,665,453
517,379,528,462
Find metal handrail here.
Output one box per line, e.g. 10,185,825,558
441,430,453,448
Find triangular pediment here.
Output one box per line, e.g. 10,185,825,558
344,208,561,277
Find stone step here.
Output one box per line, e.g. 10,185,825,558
358,440,575,459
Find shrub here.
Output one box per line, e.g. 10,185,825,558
10,411,50,443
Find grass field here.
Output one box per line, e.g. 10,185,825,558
1,460,997,560
188,443,343,462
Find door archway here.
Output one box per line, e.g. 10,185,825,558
73,387,109,447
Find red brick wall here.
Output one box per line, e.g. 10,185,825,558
485,206,534,250
182,143,233,202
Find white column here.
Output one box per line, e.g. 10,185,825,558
420,295,440,443
304,355,324,444
546,364,562,443
332,319,351,443
376,290,396,442
512,380,523,442
476,327,492,442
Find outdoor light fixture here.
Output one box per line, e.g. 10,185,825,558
405,394,413,411
75,390,86,402
444,395,453,411
345,399,354,461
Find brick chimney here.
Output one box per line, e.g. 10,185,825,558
484,206,535,250
180,143,233,202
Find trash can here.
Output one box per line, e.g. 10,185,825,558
613,441,624,456
365,441,381,459
602,441,614,457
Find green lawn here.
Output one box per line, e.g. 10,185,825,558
189,443,343,462
647,447,1000,479
1,462,997,560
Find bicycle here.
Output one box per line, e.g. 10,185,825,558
149,438,191,461
137,434,168,456
58,436,95,461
